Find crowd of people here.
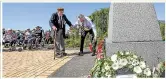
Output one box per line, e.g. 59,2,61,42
2,26,53,50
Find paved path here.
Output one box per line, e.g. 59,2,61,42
3,49,79,78
48,51,96,78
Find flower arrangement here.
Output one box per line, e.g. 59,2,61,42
89,40,153,78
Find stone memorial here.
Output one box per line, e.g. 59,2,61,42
106,3,165,68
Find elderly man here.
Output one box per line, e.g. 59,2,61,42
49,7,73,58
73,14,97,56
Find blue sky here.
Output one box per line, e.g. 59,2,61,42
3,3,165,31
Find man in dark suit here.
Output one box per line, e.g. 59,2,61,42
49,7,73,58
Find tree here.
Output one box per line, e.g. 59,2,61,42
159,21,165,41
89,8,109,39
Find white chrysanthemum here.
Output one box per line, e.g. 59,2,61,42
105,72,109,76
105,65,110,70
96,67,100,71
104,62,109,66
133,55,138,59
130,57,134,60
118,64,124,69
101,76,105,78
139,61,146,69
144,68,151,76
119,58,128,66
94,72,99,78
107,75,112,78
112,63,119,70
120,51,124,55
128,59,133,64
105,72,111,78
102,68,106,73
132,60,139,66
125,52,130,55
111,54,117,62
128,65,133,68
134,66,142,74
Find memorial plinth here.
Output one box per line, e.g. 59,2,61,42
106,3,165,68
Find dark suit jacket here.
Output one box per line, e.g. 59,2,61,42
49,13,72,38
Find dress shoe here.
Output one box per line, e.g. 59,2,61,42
78,52,84,56
63,53,67,56
91,53,96,56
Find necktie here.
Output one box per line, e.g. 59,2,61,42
60,16,63,28
61,16,63,28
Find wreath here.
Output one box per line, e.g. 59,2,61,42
88,40,153,78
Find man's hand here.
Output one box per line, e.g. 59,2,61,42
52,26,57,31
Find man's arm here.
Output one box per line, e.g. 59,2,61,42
63,14,72,27
49,13,57,28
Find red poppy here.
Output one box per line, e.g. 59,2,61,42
87,74,91,78
89,43,93,52
97,53,104,59
96,40,104,59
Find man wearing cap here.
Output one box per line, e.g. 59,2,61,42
73,14,97,56
49,7,73,58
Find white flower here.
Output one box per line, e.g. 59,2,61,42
104,62,108,66
105,65,110,70
102,68,106,73
101,76,105,78
125,52,130,55
119,58,128,66
112,63,119,70
118,64,124,69
120,51,124,55
96,67,100,71
144,68,151,76
128,65,133,68
105,72,111,78
107,75,112,78
132,59,139,66
94,72,99,78
139,61,146,69
105,72,109,76
134,66,142,74
111,54,117,62
133,55,138,59
128,59,133,64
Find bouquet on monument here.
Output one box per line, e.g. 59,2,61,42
88,39,153,78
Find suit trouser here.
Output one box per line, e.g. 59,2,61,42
55,29,65,54
80,29,94,52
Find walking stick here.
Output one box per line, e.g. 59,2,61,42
53,30,57,60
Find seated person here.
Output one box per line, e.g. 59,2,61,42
34,26,43,44
45,31,51,44
3,28,17,47
16,31,24,45
24,29,35,46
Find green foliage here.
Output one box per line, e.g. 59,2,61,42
65,28,91,48
159,21,165,41
89,8,109,38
